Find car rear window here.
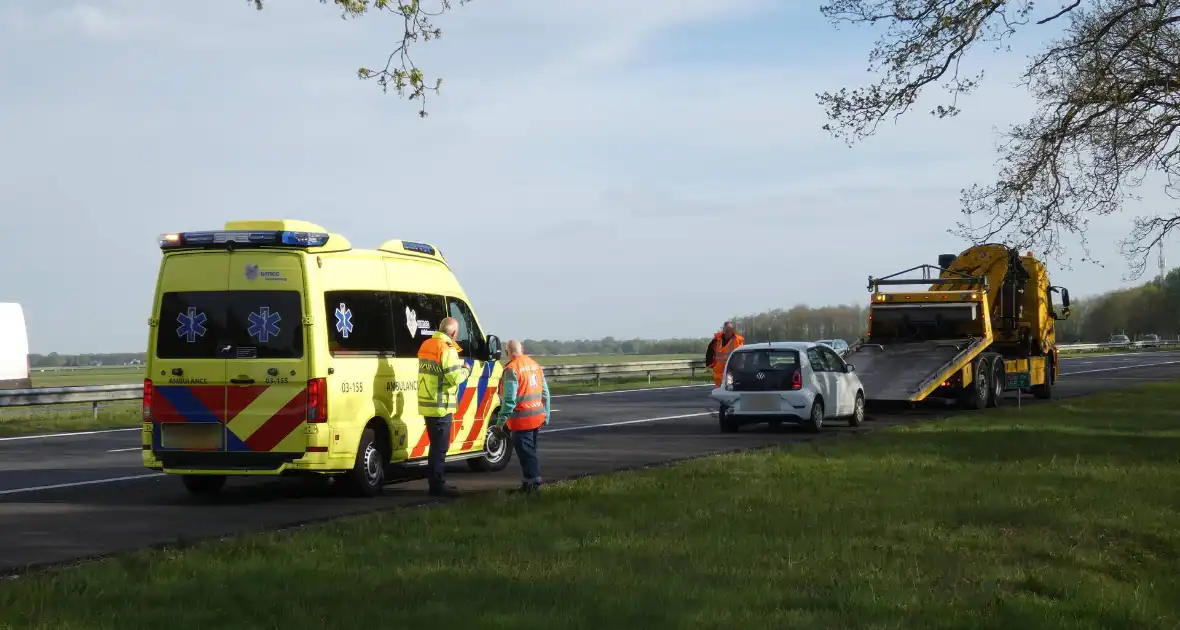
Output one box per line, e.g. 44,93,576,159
156,291,305,359
727,349,800,373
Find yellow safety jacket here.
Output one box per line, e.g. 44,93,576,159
416,331,469,417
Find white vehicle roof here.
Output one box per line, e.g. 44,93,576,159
732,341,819,352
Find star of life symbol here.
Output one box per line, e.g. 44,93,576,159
335,303,354,338
176,307,207,343
248,306,282,343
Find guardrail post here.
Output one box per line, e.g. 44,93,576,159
647,371,652,384
595,373,601,388
92,401,99,422
690,367,694,383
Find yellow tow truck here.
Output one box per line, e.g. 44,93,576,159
846,243,1072,408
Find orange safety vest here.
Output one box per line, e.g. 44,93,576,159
711,333,745,376
501,354,547,431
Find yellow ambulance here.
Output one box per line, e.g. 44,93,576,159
142,219,509,497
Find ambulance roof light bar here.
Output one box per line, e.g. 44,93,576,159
158,230,330,250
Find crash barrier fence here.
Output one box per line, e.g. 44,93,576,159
6,341,1175,417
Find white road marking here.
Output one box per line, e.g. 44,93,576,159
1,411,714,496
0,473,165,497
105,447,141,453
1059,360,1180,376
0,427,139,443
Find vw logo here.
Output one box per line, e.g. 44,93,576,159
756,372,765,380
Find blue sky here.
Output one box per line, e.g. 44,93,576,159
0,0,1172,354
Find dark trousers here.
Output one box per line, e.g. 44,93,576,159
512,428,541,485
425,414,452,489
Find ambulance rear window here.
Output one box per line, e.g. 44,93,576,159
156,291,304,359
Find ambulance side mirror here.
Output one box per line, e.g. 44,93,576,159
486,335,503,362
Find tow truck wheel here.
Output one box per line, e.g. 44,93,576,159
1032,358,1054,400
958,358,989,410
181,474,226,496
988,358,1005,408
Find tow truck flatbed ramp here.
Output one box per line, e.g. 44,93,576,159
847,338,987,402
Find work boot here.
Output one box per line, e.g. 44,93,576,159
428,484,460,498
510,482,540,495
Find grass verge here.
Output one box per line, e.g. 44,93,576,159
0,373,708,438
4,382,1180,629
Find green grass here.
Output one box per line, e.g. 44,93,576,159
4,382,1180,629
0,373,706,438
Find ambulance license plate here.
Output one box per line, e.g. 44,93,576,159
160,423,224,450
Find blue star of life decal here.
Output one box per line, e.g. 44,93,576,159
334,303,354,338
247,306,282,343
175,307,207,343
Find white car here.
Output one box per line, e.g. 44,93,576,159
709,341,866,433
814,338,850,356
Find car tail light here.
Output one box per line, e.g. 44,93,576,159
142,379,153,420
791,371,802,390
306,378,327,423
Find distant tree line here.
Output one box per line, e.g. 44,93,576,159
29,279,1179,367
1055,269,1180,342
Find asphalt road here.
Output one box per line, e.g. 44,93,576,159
2,350,1179,575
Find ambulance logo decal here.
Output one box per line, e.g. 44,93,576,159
405,306,417,337
176,307,207,343
248,307,282,343
335,303,354,338
244,264,259,281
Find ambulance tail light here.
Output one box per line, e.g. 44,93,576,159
142,379,153,420
307,378,327,423
790,370,802,390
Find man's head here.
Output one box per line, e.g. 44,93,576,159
722,321,736,339
439,317,460,341
505,339,524,360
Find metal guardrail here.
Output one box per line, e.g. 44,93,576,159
1,360,710,416
4,342,1176,414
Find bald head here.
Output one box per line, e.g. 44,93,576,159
722,320,735,338
439,317,460,340
505,339,524,359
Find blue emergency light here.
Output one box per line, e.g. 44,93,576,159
157,230,330,250
401,241,436,256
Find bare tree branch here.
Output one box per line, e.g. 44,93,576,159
253,0,469,117
821,0,1180,279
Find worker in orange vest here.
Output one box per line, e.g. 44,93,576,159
495,339,551,494
705,320,745,387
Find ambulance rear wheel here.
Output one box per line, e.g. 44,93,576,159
181,474,226,496
467,417,512,472
340,428,385,497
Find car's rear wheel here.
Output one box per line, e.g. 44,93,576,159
806,399,823,433
848,391,864,427
719,404,739,433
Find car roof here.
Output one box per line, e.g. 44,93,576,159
734,341,818,351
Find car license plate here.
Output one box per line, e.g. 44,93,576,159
742,394,780,412
160,423,224,450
